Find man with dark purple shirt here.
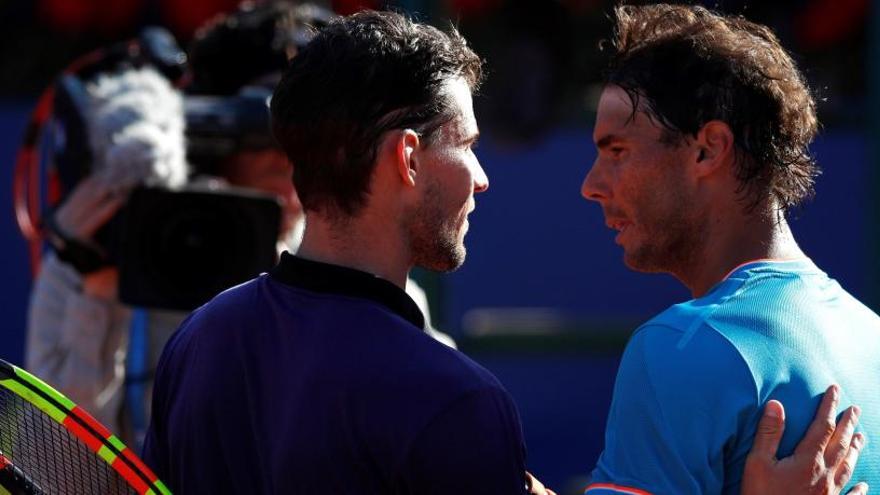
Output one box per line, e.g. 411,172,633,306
143,10,531,494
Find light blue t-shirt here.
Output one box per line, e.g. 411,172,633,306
586,259,879,495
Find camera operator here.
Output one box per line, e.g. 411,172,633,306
26,65,189,446
25,2,333,448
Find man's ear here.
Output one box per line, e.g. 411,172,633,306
693,120,734,177
395,129,421,187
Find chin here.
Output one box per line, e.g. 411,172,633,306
622,254,644,272
437,249,467,273
416,243,466,273
622,248,668,274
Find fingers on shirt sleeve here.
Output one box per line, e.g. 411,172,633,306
400,386,528,495
590,324,757,495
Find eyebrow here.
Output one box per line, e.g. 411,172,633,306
464,130,480,144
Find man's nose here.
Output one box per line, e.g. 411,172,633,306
581,161,608,202
473,161,489,193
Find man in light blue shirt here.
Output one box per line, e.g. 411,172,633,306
581,4,876,494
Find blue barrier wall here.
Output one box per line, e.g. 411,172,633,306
0,103,33,366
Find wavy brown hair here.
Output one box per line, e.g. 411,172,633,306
606,4,819,211
271,10,483,217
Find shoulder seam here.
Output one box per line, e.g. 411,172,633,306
678,278,753,349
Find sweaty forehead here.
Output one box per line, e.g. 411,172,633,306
593,85,658,141
442,77,478,139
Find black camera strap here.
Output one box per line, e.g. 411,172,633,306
43,214,109,275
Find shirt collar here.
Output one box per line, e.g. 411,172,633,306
721,257,816,281
269,252,425,329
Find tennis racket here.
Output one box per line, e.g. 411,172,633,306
0,358,170,494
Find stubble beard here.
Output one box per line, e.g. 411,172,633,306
624,186,706,277
408,180,467,273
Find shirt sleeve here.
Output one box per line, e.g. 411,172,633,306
587,324,757,495
399,386,528,495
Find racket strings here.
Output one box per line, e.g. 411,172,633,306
0,387,134,494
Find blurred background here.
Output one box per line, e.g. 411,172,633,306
0,0,873,492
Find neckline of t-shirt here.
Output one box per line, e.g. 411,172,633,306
721,257,814,281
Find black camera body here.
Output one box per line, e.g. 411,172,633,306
184,87,276,164
117,186,280,311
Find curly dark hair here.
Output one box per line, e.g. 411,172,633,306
606,4,819,211
270,10,483,216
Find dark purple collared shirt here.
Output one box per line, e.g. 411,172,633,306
143,253,527,494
